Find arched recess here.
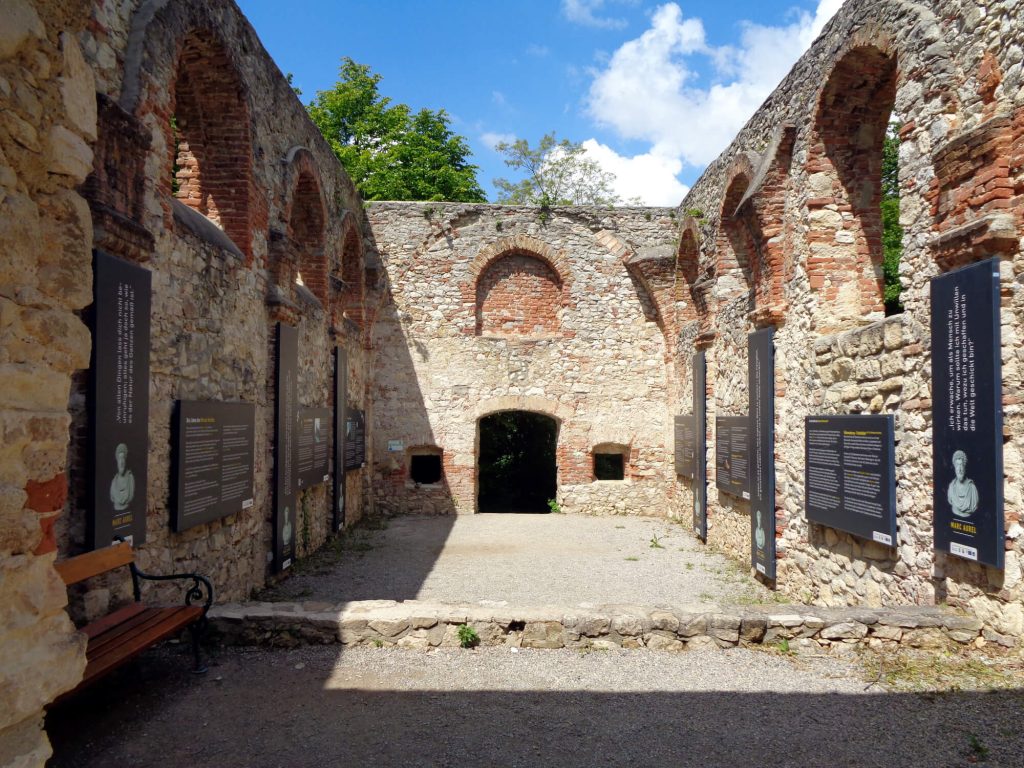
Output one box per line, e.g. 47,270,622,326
805,39,898,332
337,214,366,337
715,154,760,306
474,250,565,337
169,30,253,258
676,216,711,340
736,124,795,326
287,166,327,306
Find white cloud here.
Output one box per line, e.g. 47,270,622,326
581,140,690,205
526,43,550,57
562,0,629,30
481,131,516,151
587,1,846,169
491,90,507,107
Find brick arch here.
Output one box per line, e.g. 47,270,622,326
120,0,267,262
675,216,705,332
715,154,760,302
287,170,327,306
805,40,898,331
737,124,795,326
168,30,254,258
338,214,366,338
467,235,571,289
473,396,573,425
475,251,563,337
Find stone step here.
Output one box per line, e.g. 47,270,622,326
208,599,997,653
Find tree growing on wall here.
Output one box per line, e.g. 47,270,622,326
493,132,625,206
308,58,486,202
881,121,903,314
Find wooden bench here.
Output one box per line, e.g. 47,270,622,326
54,541,213,698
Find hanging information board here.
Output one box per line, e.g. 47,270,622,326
333,349,348,532
344,408,366,470
749,327,775,579
805,414,896,546
931,258,1004,567
296,407,331,489
693,351,708,542
674,415,697,479
90,251,151,548
173,401,255,532
715,416,749,498
273,323,298,572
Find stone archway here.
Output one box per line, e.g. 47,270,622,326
477,411,558,513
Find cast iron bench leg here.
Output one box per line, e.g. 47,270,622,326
190,619,208,675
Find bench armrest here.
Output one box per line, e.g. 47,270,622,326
129,565,214,615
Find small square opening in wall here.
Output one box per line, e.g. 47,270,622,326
594,453,624,481
410,453,442,485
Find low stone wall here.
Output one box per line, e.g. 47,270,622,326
209,599,991,654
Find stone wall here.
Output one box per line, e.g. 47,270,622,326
664,0,1024,640
1,1,94,763
366,203,678,518
3,0,377,757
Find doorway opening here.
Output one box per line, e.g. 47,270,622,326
478,411,558,513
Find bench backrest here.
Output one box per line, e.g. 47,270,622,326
54,541,134,586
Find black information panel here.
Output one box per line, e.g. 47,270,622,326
90,251,151,548
749,328,775,579
715,416,749,498
173,401,255,532
675,415,697,479
805,415,896,546
693,351,708,542
333,349,348,532
297,407,331,489
344,409,366,470
931,258,1004,567
274,323,298,572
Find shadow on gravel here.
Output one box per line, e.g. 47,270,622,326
47,646,1024,768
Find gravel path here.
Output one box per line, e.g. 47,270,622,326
263,513,775,607
48,644,1024,768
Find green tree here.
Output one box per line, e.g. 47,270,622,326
881,121,903,314
307,58,485,202
493,132,622,206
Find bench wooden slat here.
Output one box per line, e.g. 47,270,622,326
55,542,134,586
82,606,203,685
87,605,192,659
82,603,148,641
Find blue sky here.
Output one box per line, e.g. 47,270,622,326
236,0,845,205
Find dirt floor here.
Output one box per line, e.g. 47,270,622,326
257,513,776,607
46,514,1024,767
47,643,1024,768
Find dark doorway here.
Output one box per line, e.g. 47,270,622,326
478,411,558,513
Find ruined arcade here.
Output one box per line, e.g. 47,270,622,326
2,0,1023,765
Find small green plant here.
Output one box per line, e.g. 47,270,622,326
614,524,625,529
495,221,503,231
649,534,664,549
685,207,704,219
643,211,652,221
777,638,791,654
624,556,639,562
373,638,384,648
547,498,562,514
685,562,694,571
967,734,989,762
423,205,436,219
458,624,480,648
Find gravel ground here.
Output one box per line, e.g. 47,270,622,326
261,513,776,607
48,644,1024,768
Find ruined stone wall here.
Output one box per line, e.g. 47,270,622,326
0,1,94,762
667,0,1024,641
366,203,677,518
45,0,375,618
